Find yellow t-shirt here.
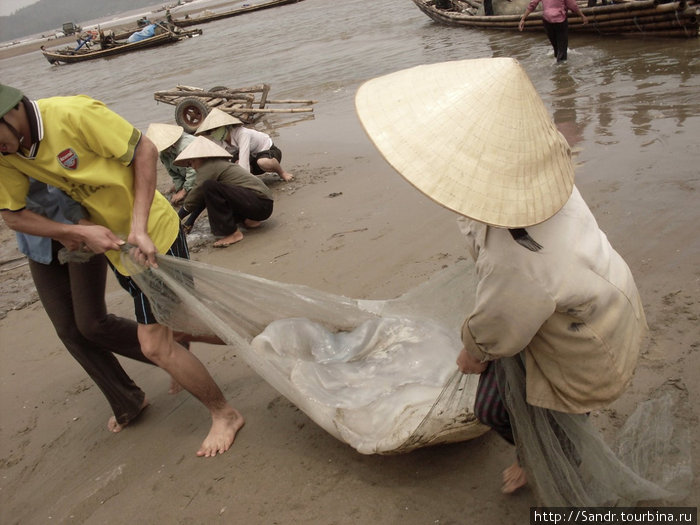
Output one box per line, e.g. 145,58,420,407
0,95,179,275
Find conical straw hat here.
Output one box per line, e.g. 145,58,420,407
355,57,574,228
195,108,243,135
145,123,183,152
174,135,232,166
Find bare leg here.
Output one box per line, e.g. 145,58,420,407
256,157,294,181
138,323,245,457
501,461,528,494
169,333,227,394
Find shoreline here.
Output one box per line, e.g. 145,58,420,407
0,0,243,61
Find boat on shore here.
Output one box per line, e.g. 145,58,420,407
411,0,699,37
172,0,304,28
41,28,202,65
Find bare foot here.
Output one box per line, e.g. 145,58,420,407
213,230,243,248
280,171,294,181
196,407,245,457
501,461,528,494
243,219,262,229
107,398,150,433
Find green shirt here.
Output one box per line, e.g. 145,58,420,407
160,133,197,192
184,158,273,211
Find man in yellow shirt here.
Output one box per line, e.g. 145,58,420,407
0,84,244,457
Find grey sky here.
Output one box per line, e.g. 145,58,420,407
0,0,39,17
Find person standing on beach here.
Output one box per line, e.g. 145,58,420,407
196,108,295,182
518,0,587,62
356,58,646,500
17,179,158,433
0,84,244,457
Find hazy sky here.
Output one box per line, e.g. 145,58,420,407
0,0,39,17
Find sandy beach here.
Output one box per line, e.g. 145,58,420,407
1,0,698,522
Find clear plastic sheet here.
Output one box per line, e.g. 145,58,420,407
122,251,489,453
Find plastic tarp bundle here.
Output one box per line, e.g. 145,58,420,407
127,24,157,43
122,251,692,503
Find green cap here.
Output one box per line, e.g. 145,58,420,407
0,84,24,119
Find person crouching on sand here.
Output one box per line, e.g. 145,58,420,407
195,108,295,182
174,136,275,248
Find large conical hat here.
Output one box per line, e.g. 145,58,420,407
145,123,183,152
195,108,243,135
174,135,232,166
355,57,574,228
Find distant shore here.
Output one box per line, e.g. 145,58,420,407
0,0,241,61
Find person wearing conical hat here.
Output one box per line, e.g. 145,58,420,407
0,84,244,457
356,58,645,498
145,123,196,206
196,108,295,182
174,136,275,247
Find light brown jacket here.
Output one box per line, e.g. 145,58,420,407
460,187,647,413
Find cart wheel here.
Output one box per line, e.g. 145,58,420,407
175,97,209,134
209,86,229,92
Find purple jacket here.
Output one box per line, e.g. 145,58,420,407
527,0,581,22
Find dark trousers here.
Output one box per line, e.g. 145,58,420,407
474,357,583,466
543,19,569,62
474,361,515,444
29,245,153,425
202,179,273,236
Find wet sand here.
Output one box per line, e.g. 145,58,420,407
0,1,698,522
1,145,698,523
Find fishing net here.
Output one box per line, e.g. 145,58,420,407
120,250,692,504
121,252,490,454
499,354,693,506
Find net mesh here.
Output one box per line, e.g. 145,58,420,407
121,250,691,503
499,355,692,505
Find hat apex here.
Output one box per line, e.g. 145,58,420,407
195,108,243,135
355,57,574,228
174,135,232,166
145,123,184,152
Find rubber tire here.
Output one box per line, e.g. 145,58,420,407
175,97,209,134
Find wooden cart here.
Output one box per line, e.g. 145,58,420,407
153,84,315,133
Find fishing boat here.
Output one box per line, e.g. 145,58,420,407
411,0,699,37
41,28,203,65
172,0,304,28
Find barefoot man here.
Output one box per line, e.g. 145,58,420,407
0,84,244,457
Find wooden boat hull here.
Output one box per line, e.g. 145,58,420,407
411,0,699,37
173,0,304,27
41,30,200,64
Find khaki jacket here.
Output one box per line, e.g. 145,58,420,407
460,187,647,413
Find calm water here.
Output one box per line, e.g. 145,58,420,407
2,0,699,215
